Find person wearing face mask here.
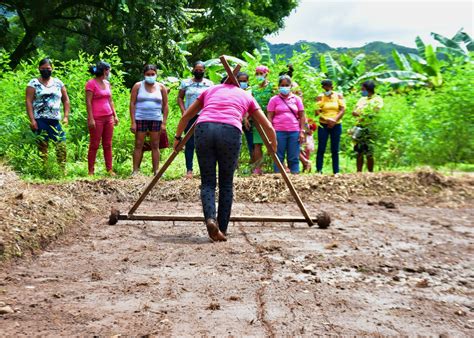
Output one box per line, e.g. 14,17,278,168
351,80,384,172
26,58,70,171
267,75,306,174
237,72,254,159
85,60,119,176
251,65,274,175
178,61,214,179
315,79,346,175
129,64,169,175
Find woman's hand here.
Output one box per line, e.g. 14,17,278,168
161,122,166,132
114,115,119,126
88,119,96,130
326,118,337,128
315,109,321,116
173,139,181,151
130,122,136,134
299,131,305,144
30,119,38,131
62,116,69,125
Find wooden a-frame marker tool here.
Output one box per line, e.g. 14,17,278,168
109,56,331,228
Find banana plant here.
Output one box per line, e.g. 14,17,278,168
202,55,248,83
319,52,386,91
431,29,473,62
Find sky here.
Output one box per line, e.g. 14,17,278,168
265,0,473,48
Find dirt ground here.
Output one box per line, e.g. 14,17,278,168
0,169,473,335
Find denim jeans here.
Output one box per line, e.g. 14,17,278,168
184,115,198,172
274,131,300,173
316,123,342,174
195,122,242,234
243,126,254,156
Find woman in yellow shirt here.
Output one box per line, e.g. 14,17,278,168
315,80,346,174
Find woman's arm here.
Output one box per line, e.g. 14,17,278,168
267,110,274,124
85,90,95,130
177,89,186,115
60,86,70,125
129,83,140,133
252,108,277,153
298,110,306,143
25,86,37,130
173,99,202,149
108,85,119,126
160,83,169,131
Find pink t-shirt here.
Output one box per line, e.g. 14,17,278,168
196,84,260,132
267,94,304,132
85,79,113,118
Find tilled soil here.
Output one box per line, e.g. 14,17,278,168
1,197,473,335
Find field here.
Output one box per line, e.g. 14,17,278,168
1,168,473,335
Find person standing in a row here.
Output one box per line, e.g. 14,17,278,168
85,61,119,176
129,64,169,175
26,58,70,170
177,61,213,179
173,79,277,242
267,75,306,174
315,80,345,175
251,65,274,175
352,80,384,172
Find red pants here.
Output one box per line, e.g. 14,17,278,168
88,115,114,173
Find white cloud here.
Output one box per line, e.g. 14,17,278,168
265,0,473,48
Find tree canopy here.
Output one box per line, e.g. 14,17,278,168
0,0,298,80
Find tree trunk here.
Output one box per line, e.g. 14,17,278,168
8,27,39,69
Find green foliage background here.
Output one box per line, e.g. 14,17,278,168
0,42,473,180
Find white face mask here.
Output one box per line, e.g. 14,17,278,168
144,75,157,84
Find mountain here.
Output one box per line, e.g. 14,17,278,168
266,40,418,68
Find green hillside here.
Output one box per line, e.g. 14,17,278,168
267,40,418,68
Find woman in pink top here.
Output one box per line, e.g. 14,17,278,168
267,75,306,174
173,81,277,242
85,61,119,176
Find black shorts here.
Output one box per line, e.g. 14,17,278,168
136,120,162,132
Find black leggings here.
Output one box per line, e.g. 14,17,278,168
195,122,242,234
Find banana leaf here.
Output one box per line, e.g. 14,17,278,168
452,31,474,51
392,49,411,71
322,53,343,81
437,47,470,60
431,32,463,51
424,45,440,74
415,36,426,58
204,55,248,68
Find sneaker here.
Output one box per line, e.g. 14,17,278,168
252,168,263,175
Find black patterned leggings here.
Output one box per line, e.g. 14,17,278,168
195,122,242,234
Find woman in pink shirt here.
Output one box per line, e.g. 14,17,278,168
267,75,306,174
85,61,119,176
173,81,277,242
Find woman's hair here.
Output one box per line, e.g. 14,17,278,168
287,64,294,78
278,75,292,85
321,79,333,87
193,61,205,69
362,80,376,93
39,58,52,67
88,60,111,76
255,65,269,74
220,76,228,84
237,71,249,81
143,64,157,74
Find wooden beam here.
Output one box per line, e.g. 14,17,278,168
119,214,318,223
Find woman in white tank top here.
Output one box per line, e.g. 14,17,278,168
130,64,169,175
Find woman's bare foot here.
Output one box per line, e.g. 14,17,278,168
185,171,193,179
206,219,227,242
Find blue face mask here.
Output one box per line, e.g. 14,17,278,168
361,90,369,97
239,82,248,89
279,86,291,95
144,75,157,84
324,90,332,96
256,75,265,82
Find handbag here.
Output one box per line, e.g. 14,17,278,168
159,131,169,149
142,130,169,151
